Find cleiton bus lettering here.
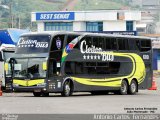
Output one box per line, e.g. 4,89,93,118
102,53,114,61
80,40,102,54
35,42,48,48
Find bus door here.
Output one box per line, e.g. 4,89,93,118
48,59,62,91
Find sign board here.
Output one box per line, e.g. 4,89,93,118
87,31,137,36
36,12,75,21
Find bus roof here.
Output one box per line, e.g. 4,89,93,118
20,31,152,40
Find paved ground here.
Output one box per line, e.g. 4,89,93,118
0,78,159,114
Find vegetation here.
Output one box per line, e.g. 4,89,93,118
74,0,126,10
0,0,66,30
0,0,128,31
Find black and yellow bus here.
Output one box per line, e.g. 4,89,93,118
10,31,152,96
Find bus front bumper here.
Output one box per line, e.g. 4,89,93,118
13,86,46,92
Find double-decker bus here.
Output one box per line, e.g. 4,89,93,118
0,44,15,91
10,31,152,96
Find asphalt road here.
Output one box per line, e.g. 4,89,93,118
0,78,160,114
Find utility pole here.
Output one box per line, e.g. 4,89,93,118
18,15,21,29
9,3,12,28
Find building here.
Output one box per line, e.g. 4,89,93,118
31,10,141,35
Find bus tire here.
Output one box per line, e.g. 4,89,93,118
33,92,41,97
128,80,137,95
61,81,72,97
120,80,128,95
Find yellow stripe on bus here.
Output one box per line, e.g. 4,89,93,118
71,52,146,87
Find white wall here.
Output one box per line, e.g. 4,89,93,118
125,11,141,21
37,22,45,32
73,22,86,31
103,21,126,31
75,11,117,21
32,11,141,32
133,21,136,31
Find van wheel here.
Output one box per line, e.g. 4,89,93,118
129,80,137,95
61,81,71,97
33,92,41,97
120,80,128,95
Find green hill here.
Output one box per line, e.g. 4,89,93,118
0,0,129,30
74,0,125,10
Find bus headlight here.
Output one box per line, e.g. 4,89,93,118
37,83,46,87
13,83,19,87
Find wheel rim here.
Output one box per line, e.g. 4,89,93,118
65,83,70,95
121,82,127,93
131,82,136,93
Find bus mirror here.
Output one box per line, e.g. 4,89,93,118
5,63,9,71
43,62,47,71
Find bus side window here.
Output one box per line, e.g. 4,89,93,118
118,38,129,50
99,37,105,50
66,35,79,45
140,40,151,52
75,62,84,74
92,37,105,50
128,39,139,51
105,37,111,50
86,37,92,47
110,38,117,50
51,35,65,51
65,62,75,75
136,40,141,51
92,37,99,48
105,37,117,51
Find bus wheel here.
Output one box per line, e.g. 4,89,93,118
61,81,71,97
120,80,128,95
33,92,41,97
128,80,137,95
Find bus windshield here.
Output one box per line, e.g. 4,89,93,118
16,35,51,54
13,58,47,79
